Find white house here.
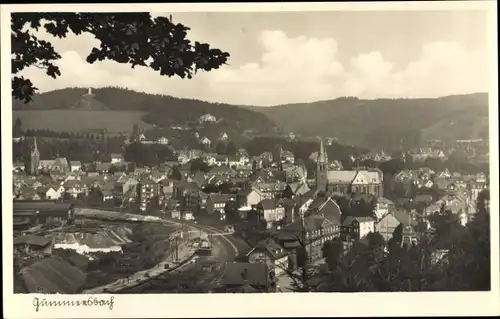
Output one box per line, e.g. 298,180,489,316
342,216,375,240
45,187,61,200
259,198,286,224
199,113,217,123
373,197,393,221
69,161,81,172
111,154,124,164
199,136,211,147
219,132,229,141
157,136,169,145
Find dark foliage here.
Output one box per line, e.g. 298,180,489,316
256,93,489,150
12,13,229,103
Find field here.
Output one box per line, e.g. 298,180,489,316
13,110,153,135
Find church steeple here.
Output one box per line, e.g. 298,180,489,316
32,136,38,154
318,138,326,163
316,138,328,193
29,137,40,175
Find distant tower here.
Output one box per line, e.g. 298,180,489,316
316,138,328,192
82,87,95,109
29,137,40,175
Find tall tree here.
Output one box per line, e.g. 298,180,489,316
226,141,237,156
215,141,226,155
13,117,24,137
282,184,294,199
11,13,230,103
322,238,344,271
169,166,182,181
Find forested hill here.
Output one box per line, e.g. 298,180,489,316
252,93,489,150
12,87,276,134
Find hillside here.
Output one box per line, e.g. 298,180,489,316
12,87,276,137
252,93,489,150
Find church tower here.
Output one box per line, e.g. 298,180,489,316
29,137,40,175
316,138,328,192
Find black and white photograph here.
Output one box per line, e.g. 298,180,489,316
2,1,499,318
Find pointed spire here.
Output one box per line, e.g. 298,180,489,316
33,136,38,152
318,138,326,163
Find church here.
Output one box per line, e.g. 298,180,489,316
28,137,40,176
316,139,383,198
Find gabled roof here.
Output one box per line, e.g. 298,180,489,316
390,209,418,227
14,235,51,247
246,238,287,260
342,216,374,226
20,256,86,294
208,193,235,204
259,198,282,210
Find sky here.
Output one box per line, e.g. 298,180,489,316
19,10,490,106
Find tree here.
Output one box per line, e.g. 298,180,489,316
189,158,209,173
226,141,237,156
13,117,24,137
215,141,226,155
282,184,294,199
169,166,182,181
108,165,119,175
12,13,230,103
224,200,239,222
322,238,344,271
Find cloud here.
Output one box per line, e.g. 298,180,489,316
205,32,488,105
17,29,488,106
344,42,488,99
205,30,345,105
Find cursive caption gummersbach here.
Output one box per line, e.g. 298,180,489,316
33,296,115,312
